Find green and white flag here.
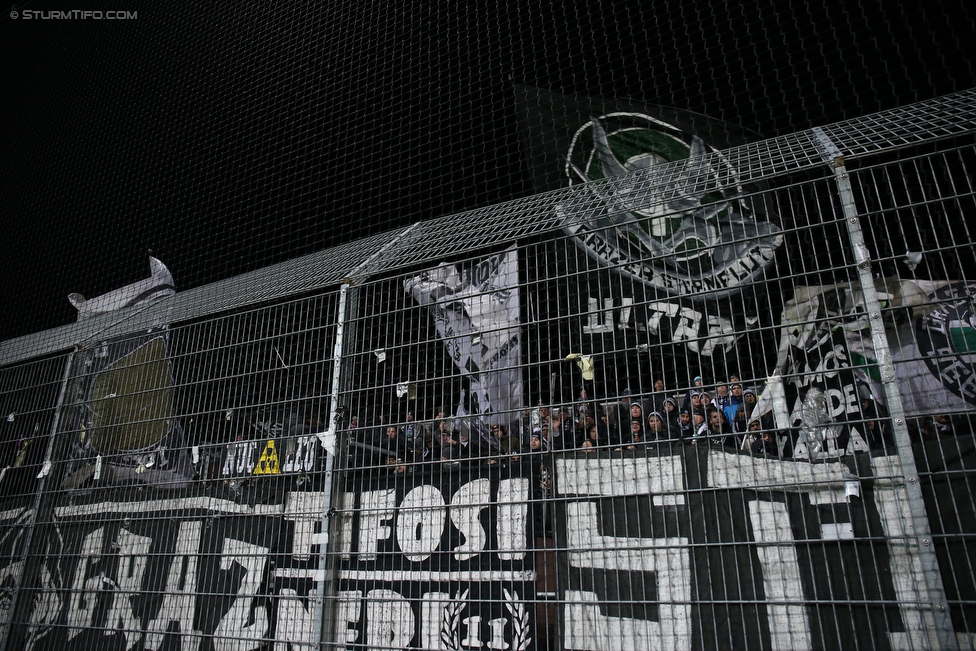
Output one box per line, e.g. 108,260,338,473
771,277,976,428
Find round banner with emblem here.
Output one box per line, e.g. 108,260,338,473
558,112,784,299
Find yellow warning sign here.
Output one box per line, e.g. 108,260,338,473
253,439,280,475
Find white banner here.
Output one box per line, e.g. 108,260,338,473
403,246,523,438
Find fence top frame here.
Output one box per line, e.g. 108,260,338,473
2,88,974,368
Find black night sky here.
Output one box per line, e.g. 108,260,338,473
1,0,974,342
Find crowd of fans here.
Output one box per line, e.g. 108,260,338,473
349,375,976,472
521,375,809,458
345,373,906,477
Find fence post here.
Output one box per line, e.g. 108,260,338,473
312,223,417,647
0,350,75,651
814,127,958,650
312,281,354,649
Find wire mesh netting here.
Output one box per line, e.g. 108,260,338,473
0,89,974,650
3,0,976,647
3,0,975,341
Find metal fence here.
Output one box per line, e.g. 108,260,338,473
0,90,974,650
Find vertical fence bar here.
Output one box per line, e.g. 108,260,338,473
815,127,959,650
0,350,75,651
313,283,351,648
323,282,363,651
314,225,415,648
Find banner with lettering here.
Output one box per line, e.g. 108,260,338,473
516,86,786,393
551,444,972,650
770,283,877,458
211,412,323,484
12,486,325,650
335,464,537,650
768,278,976,456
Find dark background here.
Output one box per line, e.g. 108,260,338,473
1,0,974,341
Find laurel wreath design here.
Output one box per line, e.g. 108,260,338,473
440,587,532,650
440,588,468,649
504,588,532,651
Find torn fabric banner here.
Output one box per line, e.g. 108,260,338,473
60,331,193,490
68,256,175,320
